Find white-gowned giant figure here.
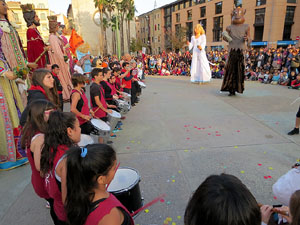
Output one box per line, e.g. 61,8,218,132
188,24,211,83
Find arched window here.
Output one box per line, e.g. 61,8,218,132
40,13,46,20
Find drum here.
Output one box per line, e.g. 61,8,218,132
107,167,143,213
108,110,121,131
117,99,130,114
123,92,131,105
91,119,111,137
78,134,94,147
138,81,146,88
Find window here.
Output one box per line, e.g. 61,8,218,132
187,10,192,20
215,2,222,14
158,24,160,30
287,0,296,3
256,0,266,6
158,36,160,42
14,13,19,22
285,6,295,23
255,8,265,25
200,6,206,17
178,3,181,10
155,24,157,31
40,13,46,20
199,19,207,32
38,3,45,8
189,0,193,7
42,24,47,31
213,16,223,42
176,13,180,22
283,25,292,40
186,22,193,40
199,0,205,3
175,24,181,35
254,26,264,41
234,0,243,7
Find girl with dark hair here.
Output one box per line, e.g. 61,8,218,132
40,111,81,224
20,68,60,126
65,144,134,225
20,100,57,221
184,173,261,225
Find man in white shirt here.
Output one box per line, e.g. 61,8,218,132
74,60,84,74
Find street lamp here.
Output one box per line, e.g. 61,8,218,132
115,0,122,60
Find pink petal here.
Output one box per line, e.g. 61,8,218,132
258,164,262,166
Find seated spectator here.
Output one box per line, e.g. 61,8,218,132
278,72,289,86
184,174,261,225
289,71,298,86
249,69,257,81
258,69,265,82
271,70,280,85
290,74,300,89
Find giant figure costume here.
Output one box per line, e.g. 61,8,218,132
21,3,48,69
221,6,251,96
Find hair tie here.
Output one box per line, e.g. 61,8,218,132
81,147,88,158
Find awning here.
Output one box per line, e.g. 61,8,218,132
277,40,298,45
250,41,268,46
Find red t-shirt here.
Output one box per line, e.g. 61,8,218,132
121,69,132,89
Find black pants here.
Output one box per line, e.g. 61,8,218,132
297,106,300,118
59,94,63,111
131,82,138,104
123,88,131,94
47,198,68,225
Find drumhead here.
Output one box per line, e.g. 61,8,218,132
78,134,94,147
138,81,146,87
91,119,111,131
108,110,121,118
108,167,140,193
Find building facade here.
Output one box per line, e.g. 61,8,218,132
138,8,164,54
7,0,50,48
138,0,300,52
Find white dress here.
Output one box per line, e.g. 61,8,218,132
189,35,211,83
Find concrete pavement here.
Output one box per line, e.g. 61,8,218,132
1,76,299,225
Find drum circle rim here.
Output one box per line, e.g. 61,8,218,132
107,166,141,194
90,118,111,131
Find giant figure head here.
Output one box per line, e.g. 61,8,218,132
48,15,58,34
21,4,40,27
231,7,246,25
194,24,205,36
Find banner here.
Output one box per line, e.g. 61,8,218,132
69,29,84,55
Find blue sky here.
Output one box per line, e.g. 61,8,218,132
48,0,174,16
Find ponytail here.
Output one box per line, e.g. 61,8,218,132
40,111,76,176
65,144,116,225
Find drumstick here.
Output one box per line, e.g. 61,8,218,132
34,49,48,64
258,203,289,216
106,162,120,190
130,194,166,217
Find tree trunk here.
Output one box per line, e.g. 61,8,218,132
113,30,116,55
127,19,131,53
120,16,125,55
104,28,107,56
99,7,104,56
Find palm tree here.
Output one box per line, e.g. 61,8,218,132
110,15,119,55
93,0,109,55
126,1,136,53
103,17,110,55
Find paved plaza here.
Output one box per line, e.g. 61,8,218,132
1,76,300,225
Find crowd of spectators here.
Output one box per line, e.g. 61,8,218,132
139,45,300,90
